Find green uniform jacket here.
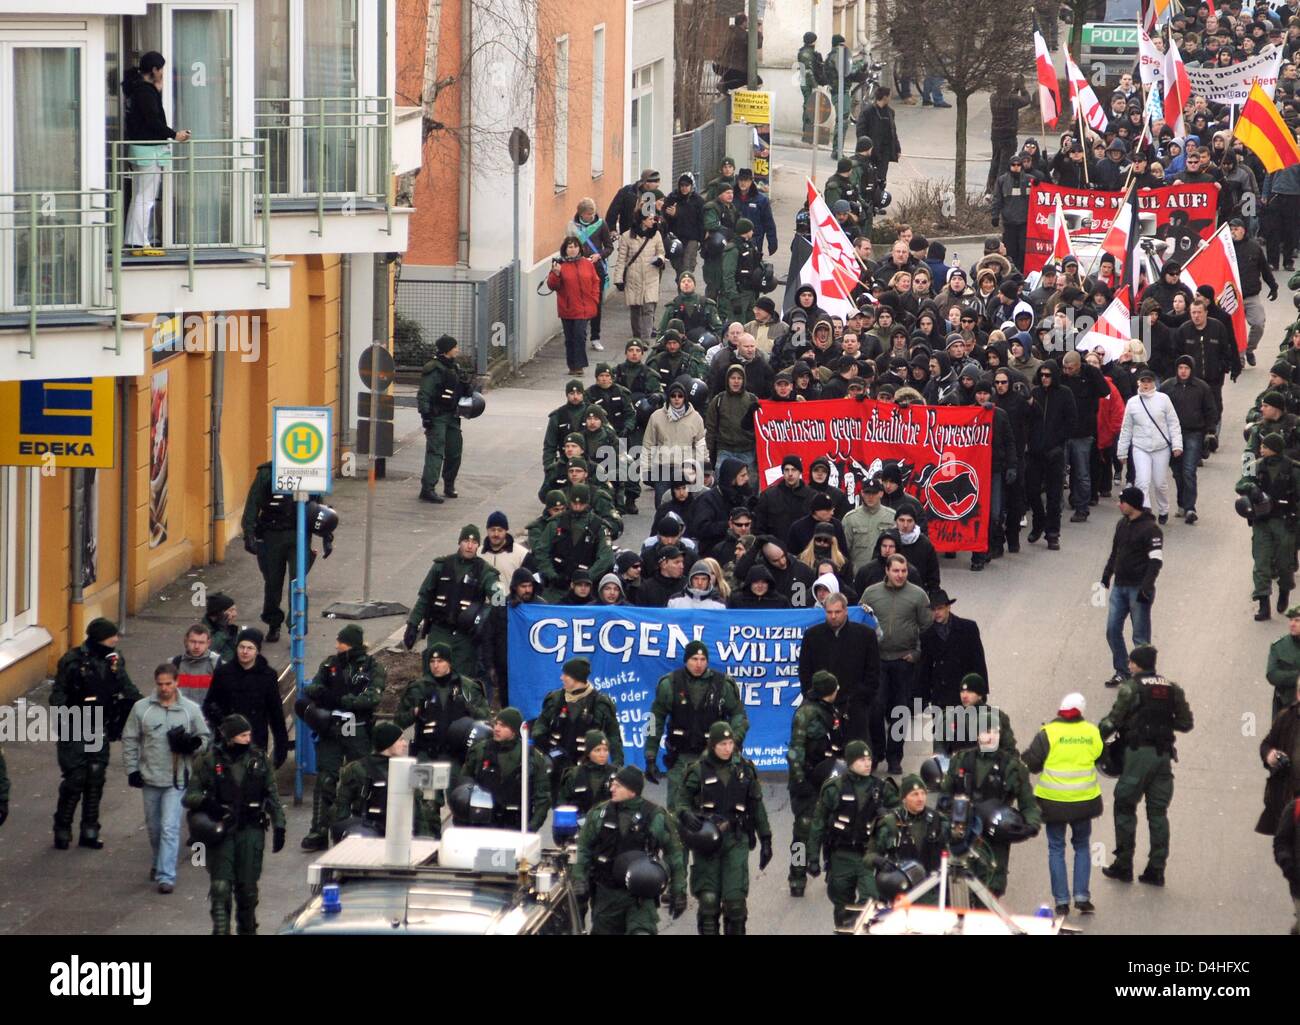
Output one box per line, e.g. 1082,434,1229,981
703,175,738,203
647,346,708,385
786,698,840,789
796,45,824,86
585,382,636,436
869,807,997,882
395,672,490,731
240,462,308,539
51,643,141,754
305,650,385,730
416,355,468,422
532,686,625,765
1099,674,1194,743
463,736,552,831
657,293,724,335
702,199,738,240
823,173,854,208
674,751,772,841
558,759,618,811
406,553,503,632
332,752,434,836
183,740,286,829
807,771,898,865
572,795,687,894
1236,453,1300,513
534,511,615,587
1246,413,1300,461
1267,634,1300,693
525,512,559,552
615,360,663,397
940,748,1043,827
543,400,591,467
643,669,749,764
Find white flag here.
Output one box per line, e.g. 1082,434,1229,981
800,179,871,320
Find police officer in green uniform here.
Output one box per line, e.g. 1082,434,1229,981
241,462,325,643
850,137,880,228
184,713,286,934
403,524,502,673
940,716,1041,895
644,641,749,808
394,641,490,835
702,157,738,203
1236,432,1300,620
558,730,619,815
300,625,385,851
532,657,624,800
534,486,615,601
786,670,848,896
561,458,623,541
1246,395,1300,462
417,333,472,503
824,35,861,158
330,721,434,838
461,707,552,830
675,722,773,934
797,33,824,139
616,338,663,514
648,331,709,389
807,740,898,926
1100,645,1194,886
730,219,764,322
543,380,591,468
1266,606,1300,720
538,434,587,502
572,764,688,934
702,184,739,301
578,403,632,516
586,366,639,512
657,273,725,336
50,618,141,850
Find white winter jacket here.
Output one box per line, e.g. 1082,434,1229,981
1117,390,1183,454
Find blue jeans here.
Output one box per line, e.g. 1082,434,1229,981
143,783,185,886
562,318,589,370
921,75,946,104
1066,437,1093,514
1172,430,1203,512
1046,818,1092,905
1107,585,1152,676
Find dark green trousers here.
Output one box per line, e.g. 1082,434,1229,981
1251,518,1296,598
591,886,659,935
208,827,265,935
789,790,815,884
422,414,463,493
1112,745,1174,872
690,832,751,932
826,847,876,925
257,529,311,631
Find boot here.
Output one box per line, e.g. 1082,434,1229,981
79,767,106,848
1278,589,1292,614
788,879,806,898
1256,596,1273,621
265,625,281,643
696,912,721,935
419,488,445,504
442,480,459,499
301,783,330,849
723,916,747,935
1137,866,1165,886
235,893,259,934
1005,533,1020,554
211,893,232,936
970,554,987,571
78,831,104,850
53,785,80,849
1101,860,1133,882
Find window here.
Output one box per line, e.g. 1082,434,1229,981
554,36,568,191
629,65,655,181
591,26,604,178
0,468,39,643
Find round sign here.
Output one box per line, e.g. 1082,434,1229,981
280,421,325,465
359,343,396,392
508,128,531,167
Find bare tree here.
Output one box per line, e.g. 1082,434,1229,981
886,0,1032,200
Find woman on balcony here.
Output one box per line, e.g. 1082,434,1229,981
122,51,190,254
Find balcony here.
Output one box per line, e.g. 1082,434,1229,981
0,189,145,382
254,96,412,256
109,138,293,316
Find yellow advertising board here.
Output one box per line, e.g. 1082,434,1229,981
0,376,116,468
731,89,772,124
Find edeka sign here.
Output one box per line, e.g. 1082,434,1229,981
0,377,115,468
1023,181,1219,274
508,604,878,771
753,398,993,551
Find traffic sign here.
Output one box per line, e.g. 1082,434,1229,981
358,343,395,393
508,128,531,167
273,406,332,493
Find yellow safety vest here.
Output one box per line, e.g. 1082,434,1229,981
1034,719,1103,803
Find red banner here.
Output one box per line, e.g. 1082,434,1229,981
755,399,994,552
1024,182,1219,274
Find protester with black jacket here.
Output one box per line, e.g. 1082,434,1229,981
202,628,289,766
994,367,1031,553
689,458,754,555
1060,351,1110,523
1159,355,1217,522
797,595,880,743
1025,360,1076,549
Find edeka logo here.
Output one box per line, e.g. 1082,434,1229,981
0,377,114,468
49,956,151,1005
20,379,94,437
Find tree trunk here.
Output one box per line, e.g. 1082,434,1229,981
1069,4,1088,58
954,91,969,203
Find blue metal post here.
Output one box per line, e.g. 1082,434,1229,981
292,495,313,800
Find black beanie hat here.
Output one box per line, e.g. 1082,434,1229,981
206,592,235,617
372,721,403,752
236,627,264,650
86,618,119,644
684,640,708,661
615,764,645,795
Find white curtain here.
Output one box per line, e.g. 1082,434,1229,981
305,0,358,195
173,9,233,244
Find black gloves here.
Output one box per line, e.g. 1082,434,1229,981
1269,287,1279,302
127,770,144,789
272,827,286,853
669,892,688,919
615,282,626,291
652,256,666,269
273,745,288,770
403,623,419,650
202,797,225,820
421,416,433,430
643,756,662,786
322,534,334,559
758,837,774,870
1100,575,1111,589
243,535,258,555
678,809,702,834
806,855,822,878
166,724,202,755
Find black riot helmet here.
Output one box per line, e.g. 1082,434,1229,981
447,781,495,825
614,851,669,898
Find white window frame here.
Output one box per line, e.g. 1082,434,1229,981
590,25,604,179
554,34,568,192
0,467,39,643
629,64,654,181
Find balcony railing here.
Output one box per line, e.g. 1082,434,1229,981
109,137,271,294
254,96,395,238
0,188,122,359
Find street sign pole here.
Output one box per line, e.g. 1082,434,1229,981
508,129,531,371
293,491,310,801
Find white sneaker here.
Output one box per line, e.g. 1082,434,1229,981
591,340,605,351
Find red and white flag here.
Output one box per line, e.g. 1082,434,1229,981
1064,46,1108,133
1050,195,1075,265
1162,35,1191,135
1076,285,1133,363
1035,27,1061,128
1137,25,1164,91
800,179,871,320
1096,186,1138,287
1180,224,1247,352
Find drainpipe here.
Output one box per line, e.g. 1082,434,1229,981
118,379,131,628
210,347,226,562
340,254,352,444
373,253,397,479
457,0,472,266
70,469,85,626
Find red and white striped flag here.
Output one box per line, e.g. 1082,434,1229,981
1077,285,1133,363
1035,25,1061,128
800,179,871,320
1050,195,1075,265
1064,46,1108,133
1098,186,1138,285
1180,224,1247,353
1162,35,1191,135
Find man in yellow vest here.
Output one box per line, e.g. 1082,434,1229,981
1021,692,1104,917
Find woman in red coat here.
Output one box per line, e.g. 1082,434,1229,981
546,236,603,374
1089,350,1126,500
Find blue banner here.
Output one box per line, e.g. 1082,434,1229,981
508,604,878,771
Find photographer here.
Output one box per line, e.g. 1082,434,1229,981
546,236,604,374
122,664,210,894
1257,678,1300,840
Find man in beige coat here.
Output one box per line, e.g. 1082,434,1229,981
641,379,708,504
611,213,667,340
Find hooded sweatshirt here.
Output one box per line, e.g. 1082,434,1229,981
689,456,754,554
668,560,727,610
726,565,791,608
597,572,629,605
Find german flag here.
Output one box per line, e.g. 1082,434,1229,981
1233,81,1300,174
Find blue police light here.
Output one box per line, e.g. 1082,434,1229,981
553,805,580,845
322,883,342,914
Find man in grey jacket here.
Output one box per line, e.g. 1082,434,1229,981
842,478,896,569
860,554,933,773
123,664,210,893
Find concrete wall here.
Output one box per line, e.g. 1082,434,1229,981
760,0,836,135
631,0,674,179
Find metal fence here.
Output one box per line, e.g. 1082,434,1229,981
671,95,731,187
394,264,514,375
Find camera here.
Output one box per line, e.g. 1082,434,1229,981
1271,751,1292,776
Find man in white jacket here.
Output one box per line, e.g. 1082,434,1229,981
1117,369,1183,524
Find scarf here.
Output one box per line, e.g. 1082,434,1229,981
899,523,921,544
667,401,691,423
565,684,594,704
